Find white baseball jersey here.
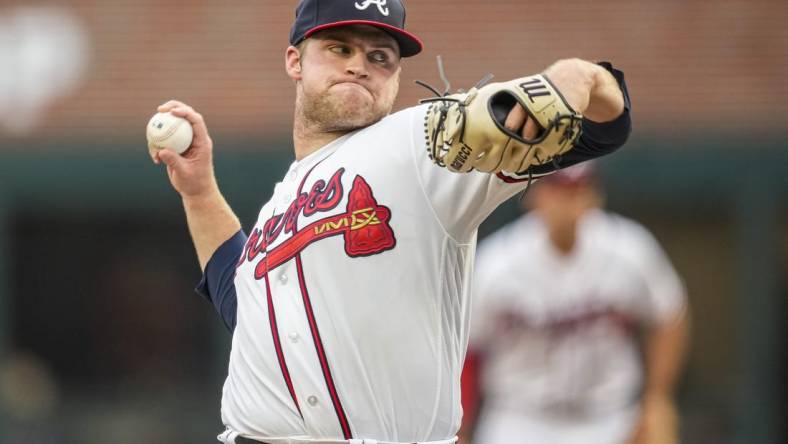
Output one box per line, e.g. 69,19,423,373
469,210,686,444
218,103,533,442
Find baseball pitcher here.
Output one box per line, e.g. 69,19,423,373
148,1,632,443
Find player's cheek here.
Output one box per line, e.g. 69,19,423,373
383,76,400,103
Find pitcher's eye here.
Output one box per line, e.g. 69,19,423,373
369,51,389,64
329,45,351,55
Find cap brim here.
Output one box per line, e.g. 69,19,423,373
304,20,423,57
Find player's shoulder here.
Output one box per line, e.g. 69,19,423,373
340,104,430,159
586,210,665,259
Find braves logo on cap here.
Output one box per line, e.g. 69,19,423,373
290,0,423,57
355,0,389,16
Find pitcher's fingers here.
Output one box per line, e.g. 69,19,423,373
169,106,210,143
157,99,187,112
148,143,162,164
157,148,184,170
504,104,526,134
522,117,539,140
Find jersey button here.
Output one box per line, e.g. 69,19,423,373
288,170,297,181
278,273,288,285
307,395,318,406
288,332,299,343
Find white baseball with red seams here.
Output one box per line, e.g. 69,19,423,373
146,111,193,154
218,104,538,442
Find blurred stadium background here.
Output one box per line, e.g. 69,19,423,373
0,1,785,443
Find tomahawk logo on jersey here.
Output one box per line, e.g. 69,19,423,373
239,168,397,278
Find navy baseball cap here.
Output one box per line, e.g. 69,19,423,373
289,0,423,57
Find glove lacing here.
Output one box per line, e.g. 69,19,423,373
415,56,494,167
415,56,541,197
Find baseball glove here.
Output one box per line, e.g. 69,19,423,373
422,74,583,174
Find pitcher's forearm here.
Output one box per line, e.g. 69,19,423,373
183,188,242,270
542,59,626,124
586,63,626,123
643,306,690,399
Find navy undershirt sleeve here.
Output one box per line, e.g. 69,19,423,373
521,61,632,176
195,229,247,332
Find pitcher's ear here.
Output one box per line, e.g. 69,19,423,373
286,45,303,80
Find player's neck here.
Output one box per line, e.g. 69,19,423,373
293,116,352,161
548,225,577,256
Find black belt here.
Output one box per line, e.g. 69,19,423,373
235,438,271,444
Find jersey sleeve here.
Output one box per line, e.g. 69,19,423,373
407,104,531,242
468,229,511,349
625,223,687,325
194,229,247,332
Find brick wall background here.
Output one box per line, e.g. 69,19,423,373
2,0,786,144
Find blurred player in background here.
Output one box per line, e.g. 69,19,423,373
460,163,690,444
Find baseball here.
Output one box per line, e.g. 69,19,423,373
146,111,193,154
